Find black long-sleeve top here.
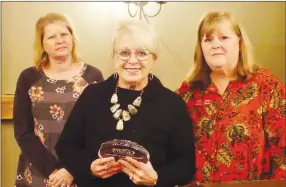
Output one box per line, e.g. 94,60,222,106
55,75,196,187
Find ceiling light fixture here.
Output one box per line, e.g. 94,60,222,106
124,1,167,23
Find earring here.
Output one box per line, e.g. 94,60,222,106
42,51,46,57
149,70,153,80
114,71,118,79
42,51,48,62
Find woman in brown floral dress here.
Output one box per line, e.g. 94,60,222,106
13,13,104,187
177,11,285,184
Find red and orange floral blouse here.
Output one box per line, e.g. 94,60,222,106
176,68,285,183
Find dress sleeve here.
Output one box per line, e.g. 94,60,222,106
55,85,95,179
261,71,286,179
156,97,196,186
84,65,104,84
13,69,62,178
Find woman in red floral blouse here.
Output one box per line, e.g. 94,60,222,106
177,11,285,183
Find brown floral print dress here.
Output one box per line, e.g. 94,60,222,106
13,62,104,187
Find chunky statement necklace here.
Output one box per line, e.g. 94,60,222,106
110,82,143,131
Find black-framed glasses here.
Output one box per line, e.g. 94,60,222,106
115,49,151,61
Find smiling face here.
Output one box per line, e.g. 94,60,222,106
201,19,240,74
114,34,155,86
42,21,73,60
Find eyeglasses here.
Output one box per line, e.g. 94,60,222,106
115,49,151,61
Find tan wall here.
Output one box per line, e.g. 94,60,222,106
2,2,285,94
1,2,285,187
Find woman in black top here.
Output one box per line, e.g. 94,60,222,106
55,20,196,187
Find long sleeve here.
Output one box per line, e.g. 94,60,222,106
13,69,61,178
55,85,95,179
156,98,196,186
95,69,104,83
262,72,286,179
84,64,104,84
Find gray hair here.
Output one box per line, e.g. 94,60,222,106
111,20,160,60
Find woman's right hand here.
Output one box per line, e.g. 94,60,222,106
90,157,123,179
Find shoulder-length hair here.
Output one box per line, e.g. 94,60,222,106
34,13,81,70
187,11,258,90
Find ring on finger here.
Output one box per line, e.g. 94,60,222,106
129,172,134,180
104,163,108,170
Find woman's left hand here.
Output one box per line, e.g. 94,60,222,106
47,168,73,187
119,157,158,186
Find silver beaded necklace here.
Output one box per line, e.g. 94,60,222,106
110,82,143,131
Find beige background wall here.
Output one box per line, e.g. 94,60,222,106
2,2,285,187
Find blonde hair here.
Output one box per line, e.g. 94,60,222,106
33,13,81,70
111,20,160,60
187,11,258,89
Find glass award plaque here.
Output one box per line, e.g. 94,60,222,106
98,139,150,163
